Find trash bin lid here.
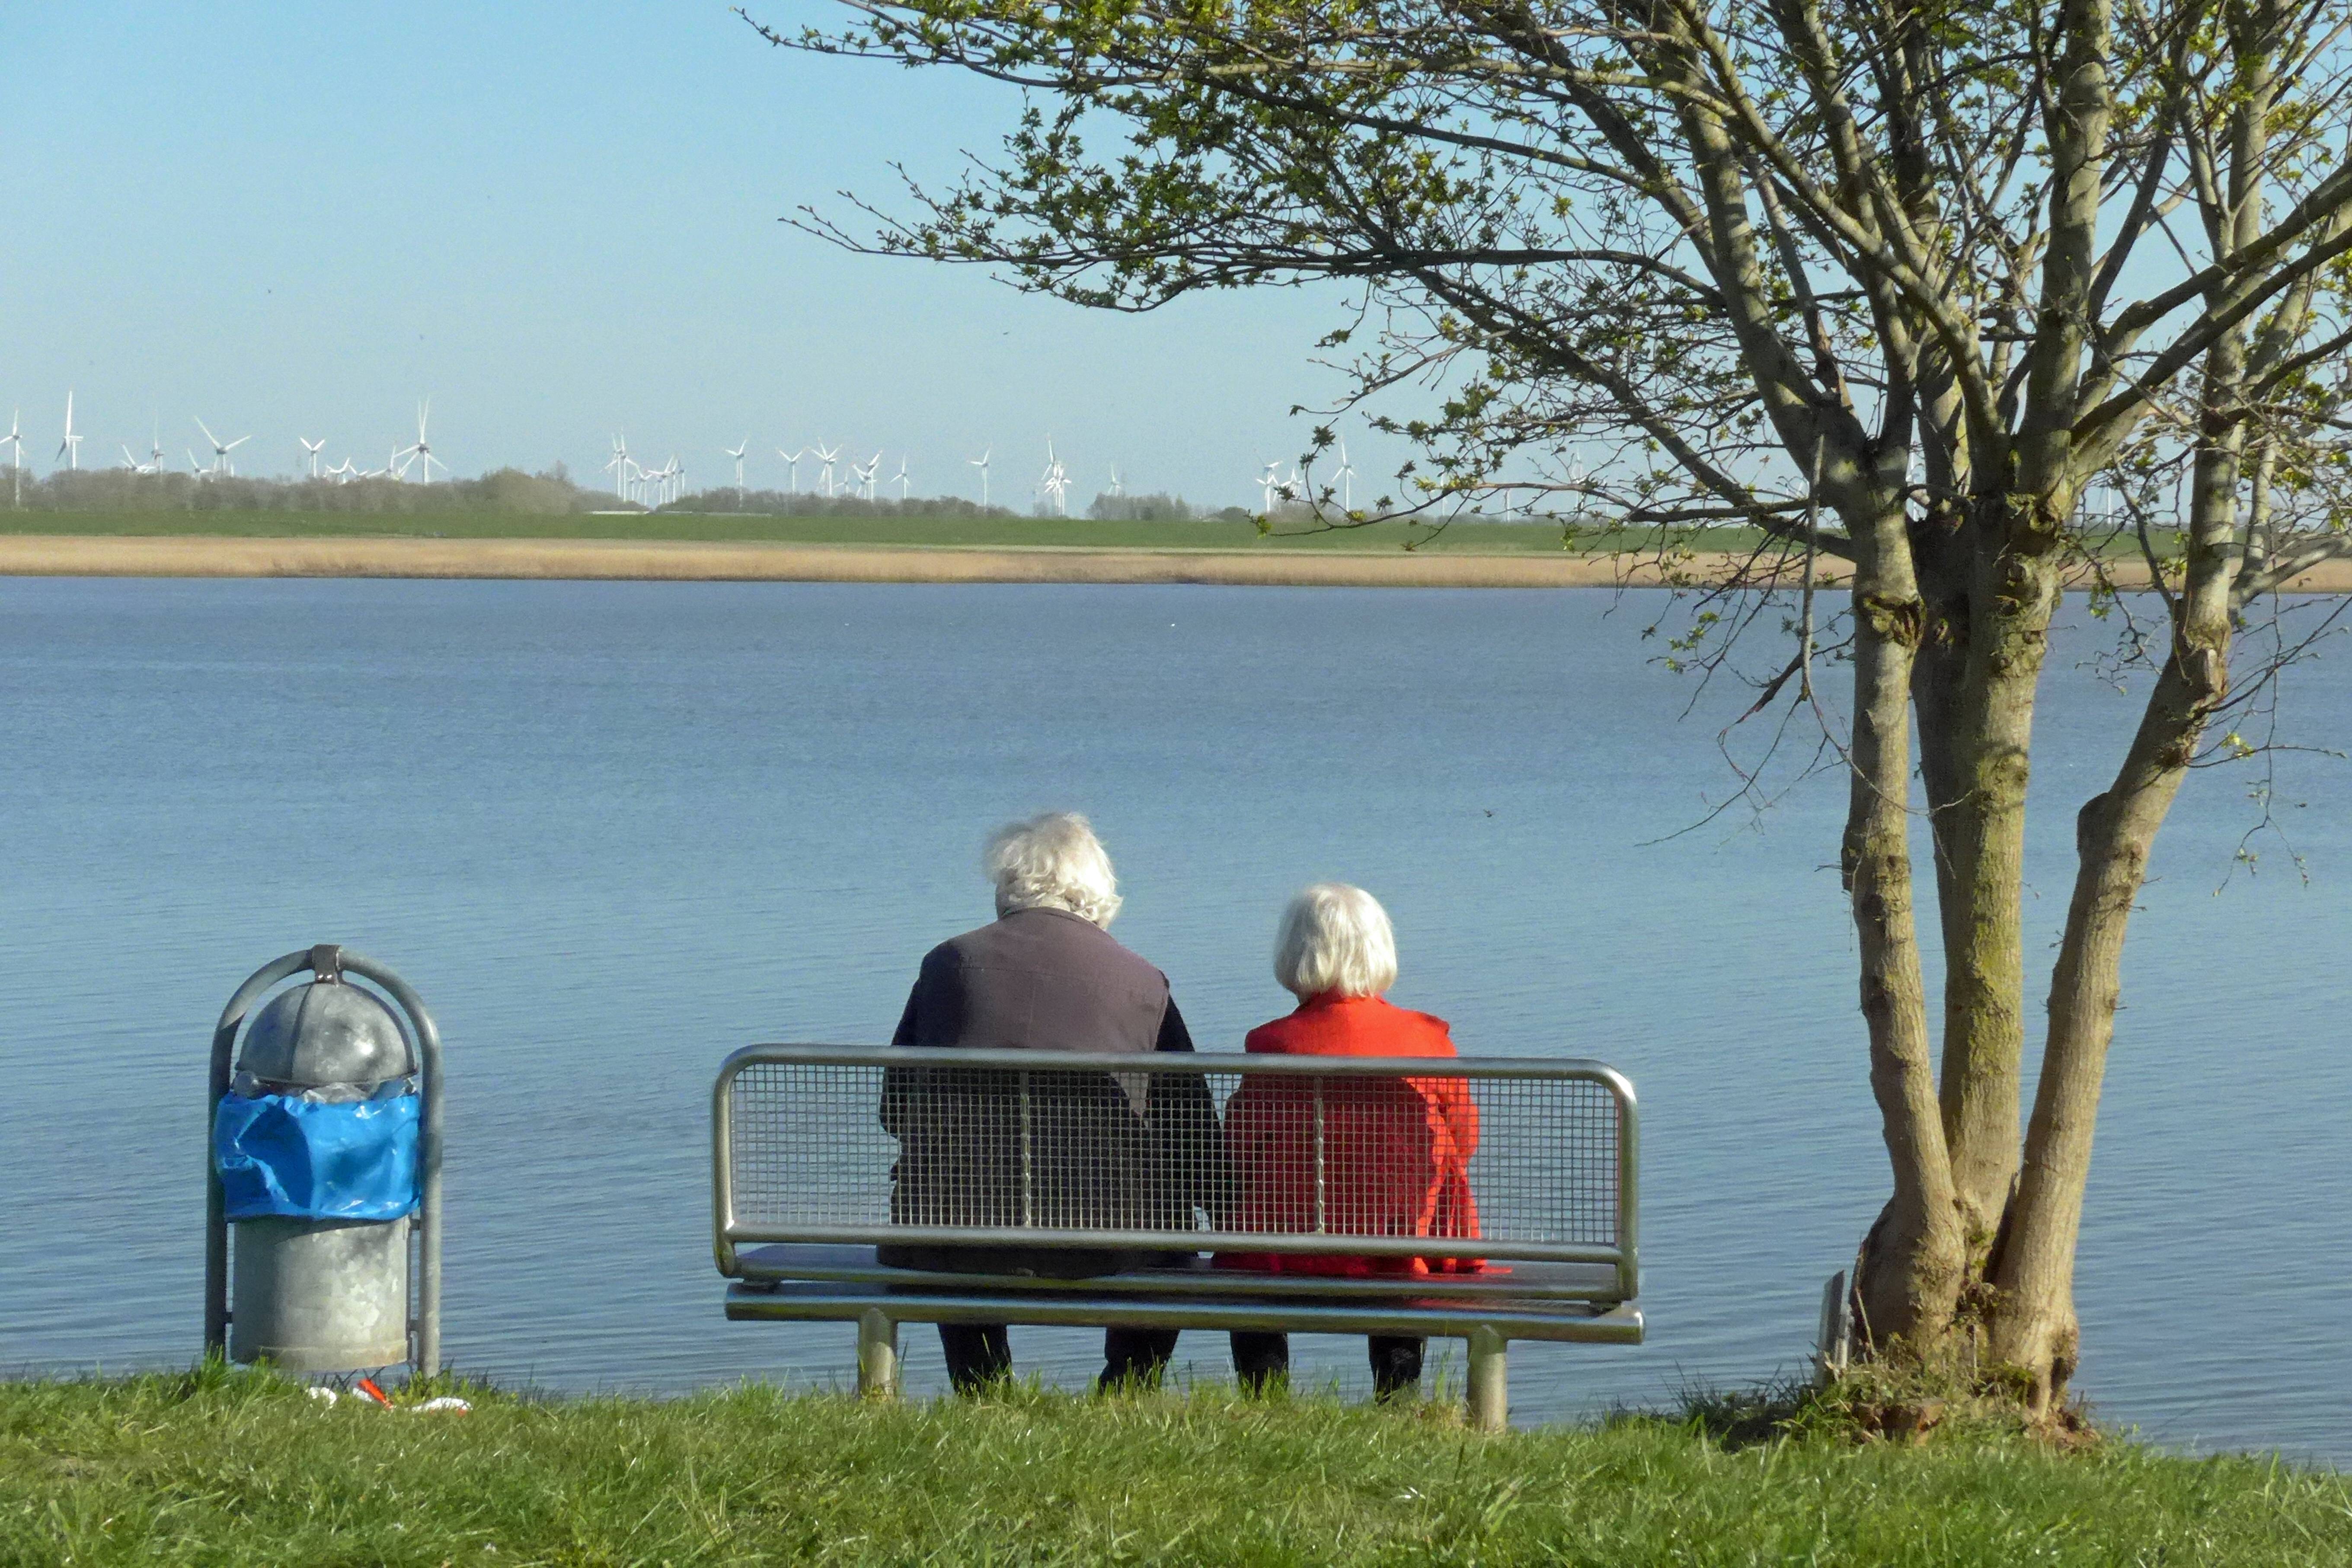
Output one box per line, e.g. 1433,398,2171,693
238,980,415,1093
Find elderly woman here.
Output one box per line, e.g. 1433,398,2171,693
1218,883,1481,1400
881,811,1221,1393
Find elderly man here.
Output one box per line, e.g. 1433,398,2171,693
881,811,1219,1393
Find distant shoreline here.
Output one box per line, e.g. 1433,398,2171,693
3,532,2347,591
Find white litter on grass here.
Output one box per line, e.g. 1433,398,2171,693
301,1382,466,1420
302,1386,468,1415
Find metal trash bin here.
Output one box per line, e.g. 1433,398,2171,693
205,945,444,1375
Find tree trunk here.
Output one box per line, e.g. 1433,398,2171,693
1859,492,2063,1375
1994,367,2251,1414
1990,645,2217,1405
1935,526,2061,1242
1906,504,2003,1259
1841,502,1969,1352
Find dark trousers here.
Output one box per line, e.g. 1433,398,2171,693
939,1323,1182,1393
1230,1331,1425,1399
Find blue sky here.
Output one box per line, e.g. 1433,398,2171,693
2,3,1396,504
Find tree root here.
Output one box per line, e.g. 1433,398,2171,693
1692,1359,2106,1450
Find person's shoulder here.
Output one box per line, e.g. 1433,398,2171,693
1245,1007,1321,1054
1377,999,1457,1054
923,924,995,969
1056,913,1168,983
1390,1002,1452,1033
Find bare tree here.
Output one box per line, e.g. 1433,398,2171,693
750,0,2352,1412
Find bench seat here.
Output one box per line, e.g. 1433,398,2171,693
726,1277,1644,1342
734,1242,1626,1302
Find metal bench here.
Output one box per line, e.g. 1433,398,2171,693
714,1045,1642,1430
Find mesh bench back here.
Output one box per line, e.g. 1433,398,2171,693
714,1046,1638,1299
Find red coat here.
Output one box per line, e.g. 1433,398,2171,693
1218,993,1483,1276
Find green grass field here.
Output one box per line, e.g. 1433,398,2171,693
6,1370,2346,1565
0,507,1769,555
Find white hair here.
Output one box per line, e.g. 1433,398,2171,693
1273,883,1398,1000
984,812,1123,927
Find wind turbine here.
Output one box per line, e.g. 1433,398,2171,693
1258,461,1283,513
968,447,991,507
778,446,809,494
636,455,678,506
395,401,444,482
299,437,326,478
189,450,209,477
149,425,166,474
1334,442,1356,511
852,450,882,502
1038,438,1070,515
194,417,250,476
56,393,83,471
605,435,637,500
119,444,142,471
725,439,749,492
813,442,842,498
892,455,912,501
1107,464,1124,498
2,411,22,506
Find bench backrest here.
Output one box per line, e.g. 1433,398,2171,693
713,1046,1639,1301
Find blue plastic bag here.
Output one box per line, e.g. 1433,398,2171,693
212,1092,420,1222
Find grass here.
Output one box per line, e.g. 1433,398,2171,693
6,1368,2347,1565
0,507,1770,555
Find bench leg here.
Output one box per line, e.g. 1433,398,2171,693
856,1309,899,1400
1467,1327,1508,1433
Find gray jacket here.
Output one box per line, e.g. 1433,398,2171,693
880,907,1225,1274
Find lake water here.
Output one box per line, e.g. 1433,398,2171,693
1,577,2344,1463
